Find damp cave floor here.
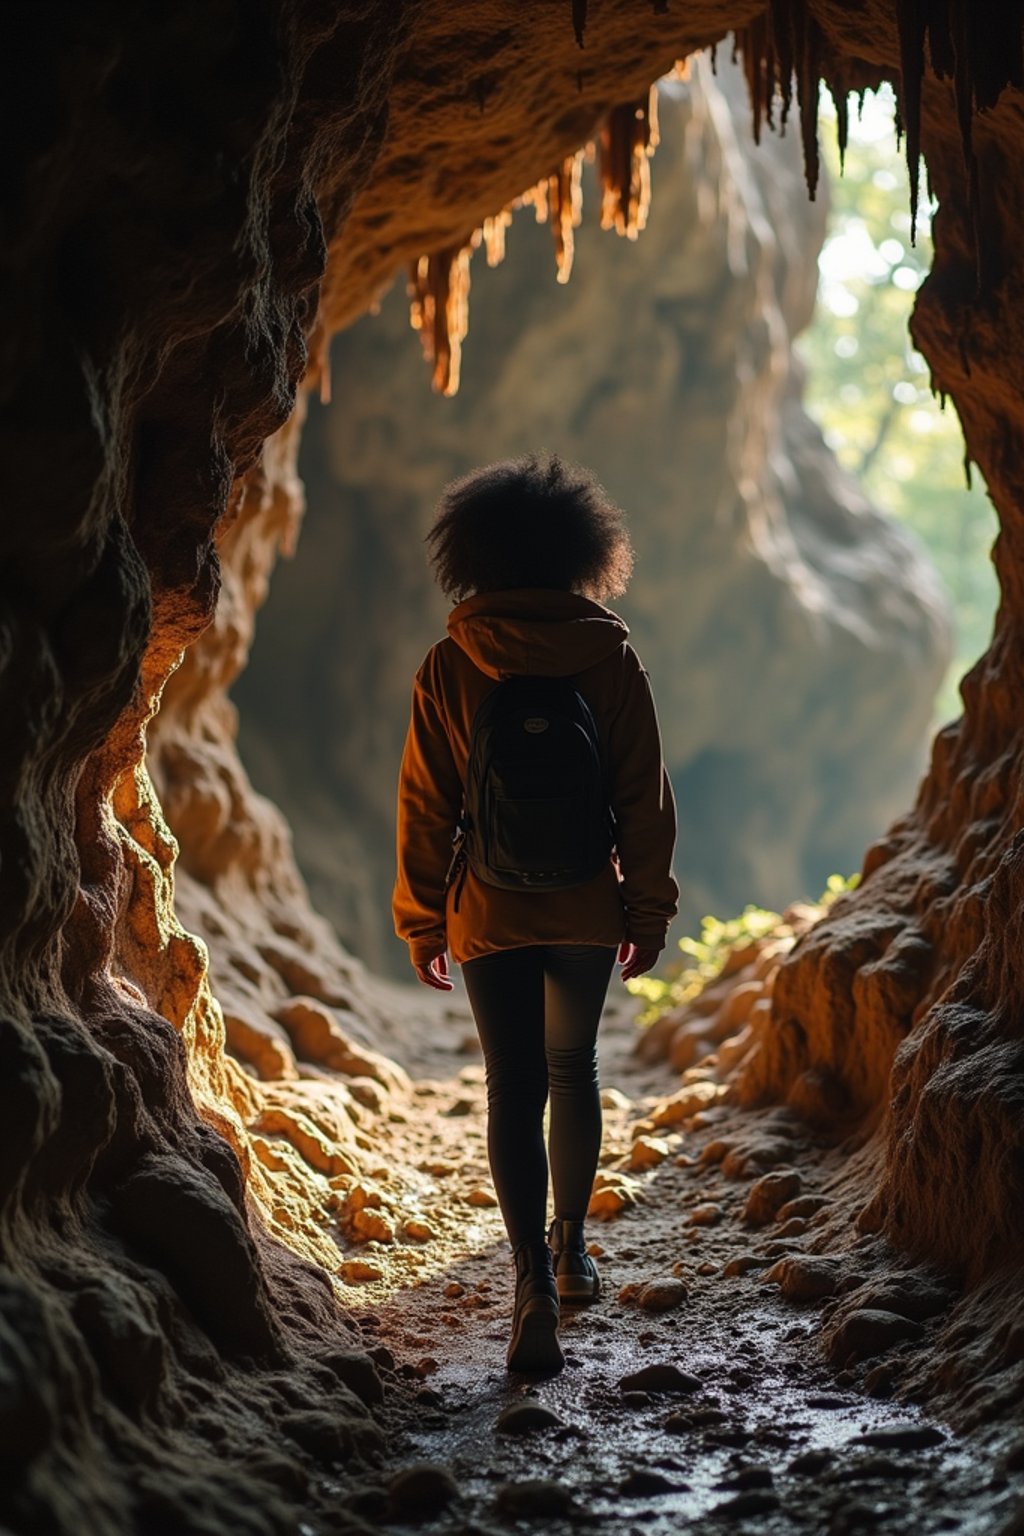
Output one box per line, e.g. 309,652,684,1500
310,987,1022,1536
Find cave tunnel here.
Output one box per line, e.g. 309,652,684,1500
4,4,1024,1535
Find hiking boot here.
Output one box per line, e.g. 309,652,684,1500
547,1217,601,1304
506,1241,563,1375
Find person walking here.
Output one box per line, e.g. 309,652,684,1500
393,454,678,1374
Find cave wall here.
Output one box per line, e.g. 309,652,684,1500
4,1,1024,1529
235,59,951,975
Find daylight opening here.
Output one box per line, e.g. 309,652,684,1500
800,83,998,727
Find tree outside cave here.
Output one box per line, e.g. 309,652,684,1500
799,83,999,727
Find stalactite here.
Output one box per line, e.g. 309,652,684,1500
735,0,1024,277
522,152,585,282
407,239,476,396
481,209,513,268
598,85,660,240
571,0,586,49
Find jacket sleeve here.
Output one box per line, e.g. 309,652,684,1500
392,664,464,966
607,648,679,948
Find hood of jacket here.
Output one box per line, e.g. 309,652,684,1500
447,588,629,680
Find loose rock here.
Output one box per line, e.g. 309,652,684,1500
620,1468,677,1496
494,1480,576,1519
339,1259,384,1284
765,1255,840,1301
589,1172,640,1218
689,1202,725,1227
638,1278,688,1313
496,1400,565,1435
627,1134,672,1171
829,1309,924,1364
723,1255,764,1277
715,1489,780,1517
387,1463,460,1521
743,1169,802,1226
619,1363,701,1394
854,1424,943,1450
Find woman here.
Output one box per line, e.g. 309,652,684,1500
393,454,678,1374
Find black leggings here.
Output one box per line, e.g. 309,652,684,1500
461,944,617,1251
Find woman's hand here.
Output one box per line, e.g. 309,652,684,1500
414,953,454,991
618,941,661,982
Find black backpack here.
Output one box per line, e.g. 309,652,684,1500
453,676,614,893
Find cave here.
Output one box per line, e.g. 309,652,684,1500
4,4,1024,1535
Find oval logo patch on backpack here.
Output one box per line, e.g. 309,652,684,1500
462,677,614,891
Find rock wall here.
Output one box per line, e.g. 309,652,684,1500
4,1,1024,1530
236,59,951,974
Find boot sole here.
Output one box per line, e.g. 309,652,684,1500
556,1273,601,1304
506,1296,564,1375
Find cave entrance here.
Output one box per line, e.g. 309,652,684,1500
233,56,991,989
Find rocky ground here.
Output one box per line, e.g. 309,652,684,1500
300,986,1024,1536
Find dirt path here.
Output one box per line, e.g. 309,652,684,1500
320,988,1020,1535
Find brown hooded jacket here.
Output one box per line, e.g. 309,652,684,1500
393,589,678,966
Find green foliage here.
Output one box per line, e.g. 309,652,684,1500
799,86,999,726
628,874,859,1025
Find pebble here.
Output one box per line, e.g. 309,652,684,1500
588,1173,639,1218
775,1216,808,1238
722,1255,764,1277
627,1134,672,1171
496,1399,565,1434
444,1097,475,1117
619,1468,677,1496
466,1187,498,1208
651,1081,725,1128
766,1254,840,1301
339,1259,384,1283
350,1208,394,1243
722,1465,774,1490
387,1463,459,1520
689,1202,725,1227
715,1489,780,1517
600,1087,633,1111
403,1219,435,1242
494,1479,576,1519
638,1278,688,1313
620,1390,653,1409
743,1169,802,1226
619,1363,701,1395
830,1309,924,1363
443,1281,465,1298
854,1424,943,1451
789,1448,832,1475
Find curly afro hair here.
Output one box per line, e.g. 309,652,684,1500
426,454,634,603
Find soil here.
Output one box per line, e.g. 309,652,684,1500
308,986,1024,1535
